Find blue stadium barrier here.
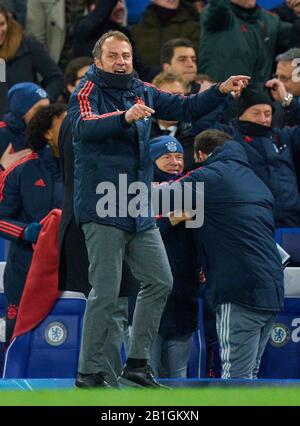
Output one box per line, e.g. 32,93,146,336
275,228,300,265
126,0,150,25
259,297,300,379
3,292,86,378
187,298,207,378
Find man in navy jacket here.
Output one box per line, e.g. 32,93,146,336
68,29,249,388
162,129,284,379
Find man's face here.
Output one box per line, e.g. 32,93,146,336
155,152,184,174
239,104,272,127
275,60,300,96
67,65,90,94
23,98,50,124
95,37,133,74
157,80,186,126
153,0,180,9
231,0,256,8
163,47,197,84
110,0,126,25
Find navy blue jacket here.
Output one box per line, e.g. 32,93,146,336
0,147,63,309
155,168,199,337
0,113,27,158
161,142,284,312
68,64,230,232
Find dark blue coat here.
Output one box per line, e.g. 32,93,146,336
215,121,300,227
155,168,199,337
164,141,284,312
67,64,230,233
0,113,27,158
0,147,63,326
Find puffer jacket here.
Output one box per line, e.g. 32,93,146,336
67,64,230,232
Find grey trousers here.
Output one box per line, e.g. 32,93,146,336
79,223,173,374
216,303,277,379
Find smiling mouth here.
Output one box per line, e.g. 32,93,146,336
114,70,126,74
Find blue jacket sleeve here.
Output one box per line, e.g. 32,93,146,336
151,84,232,124
68,79,132,143
0,169,28,241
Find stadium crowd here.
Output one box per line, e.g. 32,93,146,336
0,0,299,386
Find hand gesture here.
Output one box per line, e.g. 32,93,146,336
219,75,251,96
125,104,155,124
265,78,288,103
0,144,32,170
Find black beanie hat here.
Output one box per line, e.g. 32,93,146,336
237,83,273,117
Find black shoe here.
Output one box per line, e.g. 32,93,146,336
75,372,110,388
119,364,169,389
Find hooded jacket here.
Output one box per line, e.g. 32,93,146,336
67,64,229,232
0,112,27,158
162,141,284,312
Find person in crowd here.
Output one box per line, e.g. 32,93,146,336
0,103,66,343
194,81,300,227
131,0,200,67
67,29,248,388
151,71,196,171
161,38,199,94
0,4,64,117
149,135,199,378
1,0,26,26
58,62,139,387
272,0,300,46
64,56,94,101
159,129,284,379
198,0,293,83
0,83,49,160
272,48,300,127
195,73,215,93
26,0,66,63
72,0,158,81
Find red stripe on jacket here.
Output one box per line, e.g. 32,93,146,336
0,153,38,202
77,80,125,121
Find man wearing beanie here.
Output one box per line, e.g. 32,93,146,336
148,135,199,378
195,81,300,228
0,83,49,169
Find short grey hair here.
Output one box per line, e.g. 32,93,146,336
276,48,300,63
92,30,132,59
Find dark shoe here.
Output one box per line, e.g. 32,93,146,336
75,372,110,388
119,364,169,389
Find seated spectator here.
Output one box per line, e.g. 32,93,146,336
0,83,49,160
151,71,196,172
72,0,159,81
0,4,64,117
194,81,300,227
0,103,66,343
161,38,199,94
272,48,300,127
273,0,300,46
198,0,292,83
131,0,199,67
64,57,93,101
149,135,199,378
26,0,66,63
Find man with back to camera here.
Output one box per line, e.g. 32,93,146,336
159,129,284,379
67,29,249,388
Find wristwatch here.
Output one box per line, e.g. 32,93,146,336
282,92,294,108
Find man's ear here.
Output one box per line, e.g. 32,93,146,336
162,63,170,72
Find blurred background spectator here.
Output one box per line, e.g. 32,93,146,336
26,0,66,63
131,0,199,67
0,4,64,117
